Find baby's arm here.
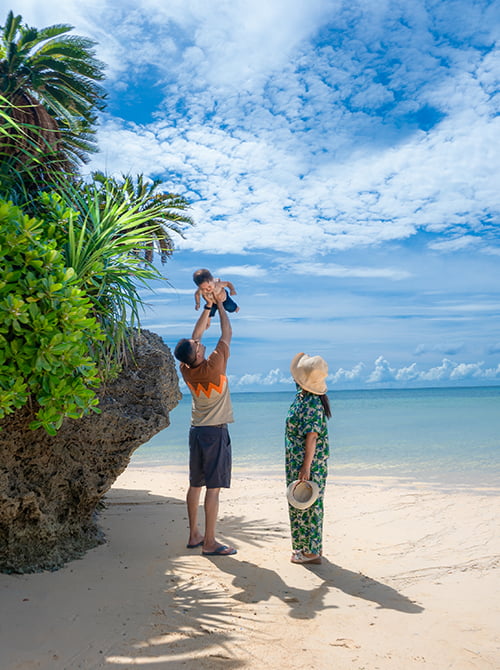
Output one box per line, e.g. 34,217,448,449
224,280,237,296
194,288,201,310
215,278,237,297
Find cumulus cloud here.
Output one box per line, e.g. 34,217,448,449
366,356,396,383
233,356,500,388
235,368,290,387
331,363,366,383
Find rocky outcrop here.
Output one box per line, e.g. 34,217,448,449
0,330,182,573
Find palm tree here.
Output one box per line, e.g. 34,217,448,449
91,172,194,262
0,10,106,172
36,173,193,374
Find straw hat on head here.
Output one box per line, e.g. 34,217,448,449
290,352,328,395
287,480,320,509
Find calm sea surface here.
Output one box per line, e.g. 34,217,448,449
131,386,500,486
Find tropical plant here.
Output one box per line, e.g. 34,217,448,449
36,184,167,377
0,93,56,205
91,172,194,262
0,198,103,434
0,10,106,171
0,14,193,433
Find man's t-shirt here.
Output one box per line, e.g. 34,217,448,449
180,340,234,426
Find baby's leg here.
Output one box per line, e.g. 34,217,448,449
222,292,239,313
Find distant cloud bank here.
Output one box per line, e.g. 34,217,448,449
230,356,500,390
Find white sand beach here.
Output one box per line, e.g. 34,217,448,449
1,466,499,670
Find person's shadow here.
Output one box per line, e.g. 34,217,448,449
205,554,424,620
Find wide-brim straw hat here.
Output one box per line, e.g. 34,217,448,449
286,480,320,510
290,352,328,395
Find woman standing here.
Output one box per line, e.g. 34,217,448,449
285,353,331,565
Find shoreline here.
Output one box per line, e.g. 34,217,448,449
1,465,498,669
128,460,500,494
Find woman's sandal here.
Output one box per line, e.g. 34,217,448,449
291,550,322,565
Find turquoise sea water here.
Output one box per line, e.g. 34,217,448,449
131,386,500,486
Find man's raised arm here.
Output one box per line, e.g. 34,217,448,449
191,300,212,340
217,298,232,347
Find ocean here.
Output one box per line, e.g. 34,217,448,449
131,386,500,487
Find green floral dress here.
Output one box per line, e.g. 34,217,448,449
285,386,330,555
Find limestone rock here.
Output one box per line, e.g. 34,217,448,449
0,330,181,573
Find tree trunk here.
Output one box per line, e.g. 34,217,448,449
0,330,182,573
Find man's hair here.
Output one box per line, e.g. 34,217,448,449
174,338,196,366
193,268,213,286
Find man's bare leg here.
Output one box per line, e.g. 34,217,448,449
202,488,236,555
186,486,204,547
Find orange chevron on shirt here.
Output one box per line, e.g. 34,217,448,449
187,375,227,398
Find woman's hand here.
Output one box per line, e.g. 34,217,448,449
298,465,311,481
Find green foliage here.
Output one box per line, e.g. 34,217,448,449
0,94,62,205
0,198,103,434
91,172,194,262
37,184,165,376
0,10,107,169
0,14,194,435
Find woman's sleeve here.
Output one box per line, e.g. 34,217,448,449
300,397,323,435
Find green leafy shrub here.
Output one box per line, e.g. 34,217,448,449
0,198,103,434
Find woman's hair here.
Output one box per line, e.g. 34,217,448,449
298,383,332,419
320,394,332,419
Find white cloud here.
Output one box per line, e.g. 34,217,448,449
235,368,290,387
10,0,500,388
415,343,465,356
216,265,267,278
143,287,193,295
233,356,500,389
436,302,500,313
286,261,411,280
428,236,480,252
69,0,499,260
395,363,420,382
331,363,366,383
367,356,396,383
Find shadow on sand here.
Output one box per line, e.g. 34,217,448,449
0,486,423,669
98,486,423,667
203,554,424,620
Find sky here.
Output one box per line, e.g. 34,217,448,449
11,0,500,391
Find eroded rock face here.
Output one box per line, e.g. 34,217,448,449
0,330,182,573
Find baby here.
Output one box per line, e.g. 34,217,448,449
193,268,239,324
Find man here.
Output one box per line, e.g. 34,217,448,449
173,295,237,556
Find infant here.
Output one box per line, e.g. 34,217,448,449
193,268,239,324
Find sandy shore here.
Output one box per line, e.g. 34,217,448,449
1,466,499,670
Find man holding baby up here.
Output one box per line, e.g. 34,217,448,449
174,287,237,557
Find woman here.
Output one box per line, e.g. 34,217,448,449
285,352,331,565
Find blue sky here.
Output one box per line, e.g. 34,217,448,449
14,0,500,390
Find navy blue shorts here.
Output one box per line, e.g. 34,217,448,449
189,424,232,488
208,290,238,317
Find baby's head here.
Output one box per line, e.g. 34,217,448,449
193,268,214,289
